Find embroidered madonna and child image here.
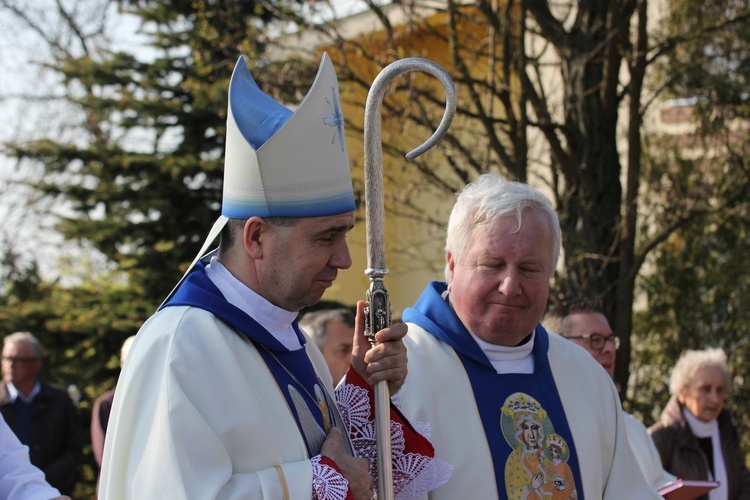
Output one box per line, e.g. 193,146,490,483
502,393,578,500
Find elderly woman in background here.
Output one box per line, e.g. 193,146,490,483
649,348,750,499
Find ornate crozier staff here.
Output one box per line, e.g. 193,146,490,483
363,58,457,499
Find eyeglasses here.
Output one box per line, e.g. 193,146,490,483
564,333,620,351
1,356,40,364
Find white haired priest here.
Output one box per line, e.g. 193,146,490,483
98,53,451,500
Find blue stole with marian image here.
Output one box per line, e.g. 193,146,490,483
403,281,585,499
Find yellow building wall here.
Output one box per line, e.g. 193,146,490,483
307,5,519,314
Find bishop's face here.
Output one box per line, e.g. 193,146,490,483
256,212,355,312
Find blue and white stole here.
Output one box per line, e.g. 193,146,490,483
163,263,346,457
404,281,585,499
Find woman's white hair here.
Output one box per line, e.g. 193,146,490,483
445,173,561,281
669,347,731,396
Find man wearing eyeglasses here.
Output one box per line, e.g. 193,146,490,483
544,301,620,379
544,300,676,490
0,332,82,496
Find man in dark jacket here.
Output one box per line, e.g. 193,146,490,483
0,331,82,495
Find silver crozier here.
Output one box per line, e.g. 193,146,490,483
363,58,457,500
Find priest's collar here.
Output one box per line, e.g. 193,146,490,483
469,330,535,374
205,257,302,350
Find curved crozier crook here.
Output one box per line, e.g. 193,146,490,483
364,57,457,162
363,57,457,272
362,61,458,313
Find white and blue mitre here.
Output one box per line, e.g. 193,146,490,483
223,52,355,218
160,53,354,307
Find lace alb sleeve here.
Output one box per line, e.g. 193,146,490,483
336,369,452,499
311,455,352,500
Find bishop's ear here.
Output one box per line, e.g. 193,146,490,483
243,217,267,259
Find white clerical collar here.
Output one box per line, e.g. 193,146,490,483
443,290,535,374
205,256,302,350
471,330,536,374
6,380,41,403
